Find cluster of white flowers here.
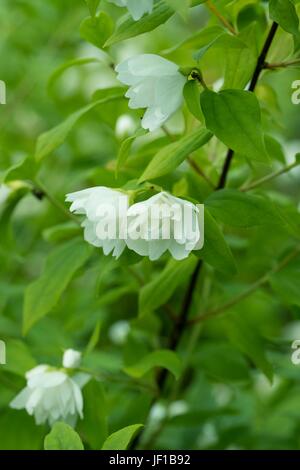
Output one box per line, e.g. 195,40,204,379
116,54,186,131
108,0,153,21
66,187,203,261
10,349,89,427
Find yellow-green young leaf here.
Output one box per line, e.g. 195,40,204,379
183,80,203,121
35,90,124,161
206,189,283,228
42,222,81,244
80,12,113,49
124,349,183,380
269,0,300,40
164,0,189,19
84,0,100,17
104,1,174,47
78,380,108,450
102,424,143,450
139,127,212,182
116,128,147,175
198,208,237,276
269,258,300,307
23,238,92,334
139,257,197,314
44,422,84,450
200,89,269,163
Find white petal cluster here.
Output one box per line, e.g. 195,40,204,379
116,54,186,131
108,0,153,20
127,192,202,260
10,350,87,427
66,187,129,259
66,187,202,261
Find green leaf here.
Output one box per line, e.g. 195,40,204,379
104,1,174,47
42,222,81,244
206,189,283,228
139,127,212,182
2,156,37,183
183,80,203,121
116,128,147,175
47,57,101,95
0,186,30,250
35,90,124,161
221,35,257,89
5,339,36,377
139,257,197,313
200,89,269,163
102,424,143,450
85,321,102,355
80,12,113,49
199,208,237,275
223,314,273,381
78,380,108,450
163,25,225,55
124,349,183,380
269,258,300,306
199,342,250,383
264,134,285,163
23,238,92,334
164,0,189,19
84,0,100,17
44,422,84,450
269,0,300,40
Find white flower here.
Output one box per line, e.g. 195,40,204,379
116,54,186,131
108,320,130,345
115,114,136,139
126,192,202,260
63,349,82,369
66,187,129,259
108,0,153,20
10,350,88,426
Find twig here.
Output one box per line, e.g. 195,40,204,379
77,367,158,396
35,178,80,225
187,157,215,188
206,0,236,35
188,245,300,325
240,160,299,191
264,59,300,69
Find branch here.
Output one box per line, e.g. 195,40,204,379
189,245,300,325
